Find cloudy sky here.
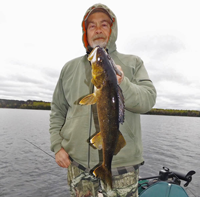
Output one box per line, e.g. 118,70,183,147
0,0,199,110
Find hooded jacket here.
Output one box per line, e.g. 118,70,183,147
49,3,156,170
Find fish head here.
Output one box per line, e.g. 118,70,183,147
88,46,105,75
88,46,111,73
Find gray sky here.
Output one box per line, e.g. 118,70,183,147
0,0,200,110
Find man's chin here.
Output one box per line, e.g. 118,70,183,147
91,41,107,48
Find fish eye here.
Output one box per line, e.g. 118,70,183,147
97,57,102,62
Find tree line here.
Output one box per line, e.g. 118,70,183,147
145,108,200,117
0,99,50,110
0,99,200,117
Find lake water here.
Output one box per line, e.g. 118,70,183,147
0,109,199,197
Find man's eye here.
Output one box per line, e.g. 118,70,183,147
102,23,110,28
89,24,95,29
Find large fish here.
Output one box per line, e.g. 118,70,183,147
79,46,126,188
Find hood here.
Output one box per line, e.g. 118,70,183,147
82,3,118,54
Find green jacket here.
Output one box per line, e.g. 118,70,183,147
49,3,157,169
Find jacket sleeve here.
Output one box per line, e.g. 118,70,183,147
49,71,69,154
119,57,157,113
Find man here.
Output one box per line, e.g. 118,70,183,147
49,3,156,197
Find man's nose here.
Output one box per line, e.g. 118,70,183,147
95,25,102,34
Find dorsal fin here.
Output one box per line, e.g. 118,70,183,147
118,85,125,124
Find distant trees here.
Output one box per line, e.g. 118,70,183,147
20,100,50,110
0,99,50,110
0,99,200,117
145,108,200,117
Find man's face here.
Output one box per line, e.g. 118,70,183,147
86,12,111,48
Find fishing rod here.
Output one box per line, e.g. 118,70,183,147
25,139,88,171
24,139,55,160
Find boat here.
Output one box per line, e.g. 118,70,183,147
138,166,195,196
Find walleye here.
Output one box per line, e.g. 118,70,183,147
79,46,126,188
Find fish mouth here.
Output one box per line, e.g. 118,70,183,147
88,46,107,64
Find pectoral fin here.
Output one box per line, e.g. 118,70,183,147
79,93,97,105
90,132,103,150
114,131,126,155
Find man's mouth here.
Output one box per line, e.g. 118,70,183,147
94,37,104,41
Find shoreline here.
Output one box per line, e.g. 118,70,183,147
0,99,200,117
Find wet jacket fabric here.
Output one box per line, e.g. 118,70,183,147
49,3,157,170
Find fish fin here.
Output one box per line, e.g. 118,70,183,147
114,131,126,155
118,85,125,124
79,93,97,105
105,51,122,76
90,132,102,150
111,59,122,76
93,165,112,189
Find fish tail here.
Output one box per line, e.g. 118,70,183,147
93,165,112,189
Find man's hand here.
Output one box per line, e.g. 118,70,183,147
55,148,71,168
116,65,124,85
